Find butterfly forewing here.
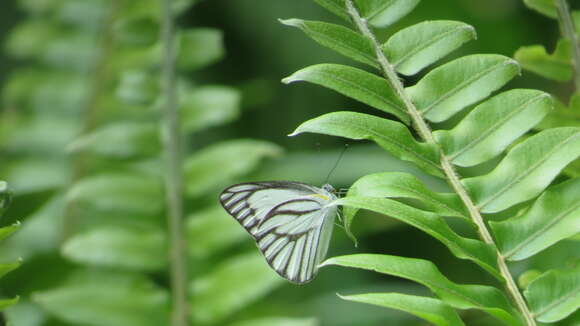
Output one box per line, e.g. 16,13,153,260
219,181,337,284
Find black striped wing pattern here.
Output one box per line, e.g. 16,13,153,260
219,181,338,284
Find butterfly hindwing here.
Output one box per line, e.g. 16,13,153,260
219,182,337,284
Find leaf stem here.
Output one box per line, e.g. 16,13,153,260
160,0,189,325
556,0,580,91
344,1,537,325
61,0,119,243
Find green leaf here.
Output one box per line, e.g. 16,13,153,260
280,19,377,68
176,28,224,70
463,127,580,213
0,297,19,311
313,0,351,21
5,20,59,59
33,270,169,326
67,173,164,216
514,40,573,82
187,206,247,259
1,197,64,260
347,172,468,219
67,122,160,160
228,317,318,326
116,70,159,105
355,0,421,28
339,293,465,326
384,20,476,76
434,89,553,167
290,111,442,177
490,178,580,261
3,158,67,194
0,182,10,217
184,139,282,197
406,54,520,123
181,85,241,133
524,265,580,323
312,0,420,27
191,252,283,325
0,261,20,281
62,226,166,271
321,254,521,326
536,96,580,130
335,196,499,278
0,223,19,243
523,0,558,19
114,17,159,47
283,64,409,123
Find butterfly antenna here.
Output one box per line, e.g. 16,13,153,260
324,144,349,185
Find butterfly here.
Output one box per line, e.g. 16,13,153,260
219,181,339,284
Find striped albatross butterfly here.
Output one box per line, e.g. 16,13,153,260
219,181,338,284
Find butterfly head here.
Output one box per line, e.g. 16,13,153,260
322,183,336,194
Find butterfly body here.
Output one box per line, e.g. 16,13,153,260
219,181,338,284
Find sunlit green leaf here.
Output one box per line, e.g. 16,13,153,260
181,85,241,133
114,16,159,47
33,270,169,326
283,64,409,123
5,20,59,59
384,20,476,76
523,0,558,19
313,0,420,27
290,111,442,177
67,173,164,216
116,70,159,105
514,40,573,82
347,172,468,219
463,127,580,213
228,317,318,326
184,139,282,197
406,54,520,123
3,158,68,194
339,293,465,326
62,226,166,271
176,28,224,70
313,0,351,21
321,254,521,326
434,89,553,167
187,206,247,259
336,196,499,277
524,265,580,322
191,252,283,325
536,96,580,130
280,19,377,68
0,197,64,260
67,122,160,159
0,183,12,224
490,178,580,261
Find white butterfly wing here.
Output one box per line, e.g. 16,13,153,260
219,182,337,284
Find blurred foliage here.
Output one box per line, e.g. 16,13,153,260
0,0,577,326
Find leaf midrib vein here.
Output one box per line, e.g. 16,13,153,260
422,60,515,115
449,94,548,161
307,29,378,67
388,185,466,218
326,121,441,171
479,132,580,210
313,70,407,116
392,25,473,69
505,201,580,259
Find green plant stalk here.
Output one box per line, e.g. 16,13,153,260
556,0,580,91
61,0,119,242
344,1,537,325
160,0,189,325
